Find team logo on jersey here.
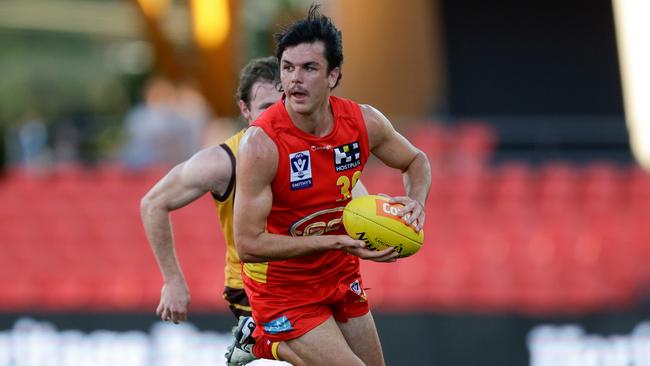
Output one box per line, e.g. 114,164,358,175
289,207,344,236
333,141,361,172
289,150,312,190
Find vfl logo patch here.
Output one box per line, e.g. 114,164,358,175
350,280,363,296
349,279,367,302
333,141,361,172
263,315,293,334
289,150,312,190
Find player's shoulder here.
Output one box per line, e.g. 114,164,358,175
358,104,389,129
186,144,231,172
358,104,395,147
223,127,249,156
241,126,275,151
178,144,233,192
358,103,382,119
238,126,278,166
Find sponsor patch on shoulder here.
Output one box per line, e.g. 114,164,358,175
289,150,312,190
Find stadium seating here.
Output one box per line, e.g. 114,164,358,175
1,121,648,315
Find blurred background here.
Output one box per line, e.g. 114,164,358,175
1,0,650,365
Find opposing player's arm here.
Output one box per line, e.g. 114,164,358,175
140,145,233,322
362,104,431,232
141,146,233,280
233,127,389,263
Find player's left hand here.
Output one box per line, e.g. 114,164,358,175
157,279,191,324
389,195,425,232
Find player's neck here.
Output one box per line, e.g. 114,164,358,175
286,98,334,137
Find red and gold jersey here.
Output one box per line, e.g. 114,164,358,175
244,96,370,285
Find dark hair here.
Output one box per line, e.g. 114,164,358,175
274,3,343,88
236,56,280,107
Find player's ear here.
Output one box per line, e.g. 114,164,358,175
328,67,340,88
239,100,251,121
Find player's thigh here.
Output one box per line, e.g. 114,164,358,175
336,311,386,366
277,342,306,366
286,316,365,366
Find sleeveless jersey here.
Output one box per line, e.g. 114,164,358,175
244,96,370,285
212,128,245,289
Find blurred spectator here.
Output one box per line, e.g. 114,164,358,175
121,77,209,169
175,80,211,151
5,113,53,174
52,120,81,164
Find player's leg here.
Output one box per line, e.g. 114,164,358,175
286,316,366,366
226,315,306,366
276,342,305,366
336,311,386,366
250,334,305,366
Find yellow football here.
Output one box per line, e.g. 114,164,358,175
342,195,424,258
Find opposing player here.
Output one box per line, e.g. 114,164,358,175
233,5,432,366
141,57,334,365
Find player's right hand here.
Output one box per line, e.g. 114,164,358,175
156,279,191,324
345,246,398,263
329,235,399,262
327,235,366,250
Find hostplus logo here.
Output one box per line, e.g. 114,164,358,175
333,141,361,172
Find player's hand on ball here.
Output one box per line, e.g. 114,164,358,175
326,235,367,250
388,195,425,232
157,278,190,324
343,195,424,257
344,246,399,263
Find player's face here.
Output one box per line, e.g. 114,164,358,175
240,81,282,124
280,41,340,116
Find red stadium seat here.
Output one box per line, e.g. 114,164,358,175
466,231,517,311
450,122,497,173
2,162,648,314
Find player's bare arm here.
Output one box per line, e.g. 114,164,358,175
233,126,394,263
362,104,432,232
140,146,233,323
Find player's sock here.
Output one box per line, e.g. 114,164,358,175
252,336,282,361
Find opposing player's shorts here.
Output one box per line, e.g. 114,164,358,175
244,269,370,343
223,286,252,318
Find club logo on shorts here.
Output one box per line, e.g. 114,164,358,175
263,315,293,334
333,141,361,172
289,150,312,190
350,280,363,296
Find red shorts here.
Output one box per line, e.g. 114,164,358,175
244,270,370,343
